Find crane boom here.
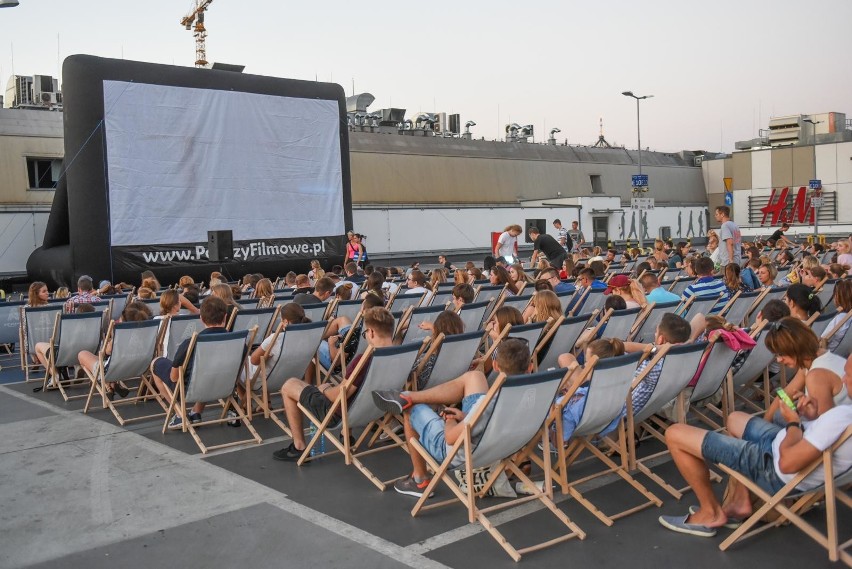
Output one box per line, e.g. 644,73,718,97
180,0,214,67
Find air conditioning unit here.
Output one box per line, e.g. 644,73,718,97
693,155,704,167
39,92,58,105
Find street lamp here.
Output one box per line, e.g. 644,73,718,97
803,117,823,238
622,90,653,249
622,91,654,175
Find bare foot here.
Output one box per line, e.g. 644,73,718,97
687,507,729,528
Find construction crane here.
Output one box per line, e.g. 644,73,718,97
180,0,213,68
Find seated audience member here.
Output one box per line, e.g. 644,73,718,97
210,283,240,319
723,263,751,295
317,294,385,372
659,388,852,537
822,280,852,353
253,278,275,307
412,311,465,389
308,260,325,285
64,275,102,312
292,274,313,296
783,283,821,321
829,263,848,280
573,295,628,353
450,283,475,310
360,271,387,301
639,273,680,304
763,317,849,425
553,338,626,443
294,277,334,306
800,265,827,289
489,266,518,295
271,307,395,461
334,282,354,302
372,337,532,497
140,270,161,291
523,290,563,323
539,267,575,294
740,258,761,291
78,301,153,399
681,256,729,314
756,262,777,289
343,262,366,285
620,313,692,416
604,274,642,309
404,269,430,296
564,268,607,314
150,297,231,429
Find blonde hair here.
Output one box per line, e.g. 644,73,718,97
533,290,562,322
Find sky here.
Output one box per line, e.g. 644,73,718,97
1,0,851,153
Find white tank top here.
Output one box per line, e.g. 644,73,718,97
808,351,850,407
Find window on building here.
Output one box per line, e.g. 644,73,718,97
590,174,603,194
26,157,62,189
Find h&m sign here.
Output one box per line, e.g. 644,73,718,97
759,187,814,226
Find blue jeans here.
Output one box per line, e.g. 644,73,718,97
409,393,484,463
318,325,351,369
701,416,785,495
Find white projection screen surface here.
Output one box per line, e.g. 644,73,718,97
103,80,345,246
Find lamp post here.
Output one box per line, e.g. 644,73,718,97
622,91,653,249
803,117,823,239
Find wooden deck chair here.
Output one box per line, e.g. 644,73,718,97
517,282,535,297
162,328,261,454
19,303,64,382
410,367,586,561
417,330,486,389
816,278,838,311
297,341,425,490
808,310,837,339
504,321,549,355
473,284,506,307
388,292,426,313
574,289,607,317
250,320,327,431
335,299,363,324
83,319,164,424
534,314,596,371
823,311,852,357
0,300,23,355
820,250,836,264
458,299,493,332
294,301,331,324
679,293,725,321
598,306,644,342
626,342,709,499
727,321,775,414
555,289,575,314
163,314,202,360
430,289,453,308
747,286,788,324
499,294,532,316
541,351,662,526
227,306,278,345
719,289,767,327
42,311,104,401
685,339,742,432
718,426,852,566
397,304,447,344
667,276,695,296
272,294,295,308
138,298,161,315
100,293,130,321
236,298,259,309
628,300,680,343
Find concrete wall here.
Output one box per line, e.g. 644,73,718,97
0,108,63,205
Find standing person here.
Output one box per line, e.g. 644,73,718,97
769,223,795,249
345,233,365,267
528,227,567,270
715,206,742,268
567,220,585,254
438,255,454,272
494,224,522,264
552,219,569,252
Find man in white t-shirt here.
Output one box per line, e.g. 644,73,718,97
658,392,852,537
494,224,522,263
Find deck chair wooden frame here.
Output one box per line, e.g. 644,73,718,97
226,306,279,343
628,300,680,343
319,311,365,383
746,286,788,324
533,313,598,371
387,291,427,313
686,339,744,432
395,304,446,344
724,320,775,414
535,351,663,526
815,278,838,311
679,293,724,321
162,314,203,360
19,304,64,382
162,328,261,454
299,300,337,325
457,299,493,333
0,300,23,358
249,320,327,431
573,288,607,317
667,276,695,296
42,311,104,401
409,368,586,562
594,306,645,342
821,311,852,357
719,289,768,327
296,341,426,490
416,330,486,390
626,341,709,499
718,426,852,566
83,319,165,424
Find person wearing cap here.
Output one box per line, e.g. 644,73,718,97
604,274,642,309
64,275,102,312
528,226,567,271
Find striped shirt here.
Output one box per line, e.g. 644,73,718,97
682,276,729,314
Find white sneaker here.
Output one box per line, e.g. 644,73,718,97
379,420,404,441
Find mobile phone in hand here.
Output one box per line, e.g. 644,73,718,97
775,388,797,411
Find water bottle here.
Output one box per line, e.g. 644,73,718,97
308,424,318,457
318,432,326,455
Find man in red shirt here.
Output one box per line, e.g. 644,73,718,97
272,307,395,460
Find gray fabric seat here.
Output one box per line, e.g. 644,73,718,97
421,330,485,389
44,311,104,401
458,300,492,332
630,300,679,343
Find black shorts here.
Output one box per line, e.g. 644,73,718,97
299,385,333,422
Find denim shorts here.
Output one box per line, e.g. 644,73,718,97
701,416,785,495
409,393,484,463
318,325,351,369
